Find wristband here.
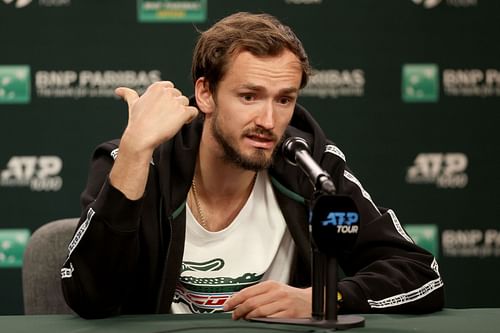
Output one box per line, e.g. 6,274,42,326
337,291,343,304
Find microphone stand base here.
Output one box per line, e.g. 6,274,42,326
250,315,365,330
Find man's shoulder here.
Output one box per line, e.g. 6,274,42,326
90,139,121,160
289,102,325,143
94,138,120,150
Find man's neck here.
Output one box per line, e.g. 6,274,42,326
190,137,258,231
197,127,258,199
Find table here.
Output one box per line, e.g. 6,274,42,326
1,308,499,333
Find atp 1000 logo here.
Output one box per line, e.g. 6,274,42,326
0,155,63,191
406,153,468,189
1,0,70,8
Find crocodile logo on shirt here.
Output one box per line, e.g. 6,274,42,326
182,258,224,273
173,258,263,313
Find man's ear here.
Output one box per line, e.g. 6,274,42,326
195,77,215,114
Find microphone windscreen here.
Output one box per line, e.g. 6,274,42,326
311,194,360,255
282,136,310,165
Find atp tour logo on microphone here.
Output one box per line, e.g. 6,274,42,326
320,212,359,234
0,155,63,191
406,153,468,189
311,195,360,255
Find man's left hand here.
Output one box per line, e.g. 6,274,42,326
223,281,311,320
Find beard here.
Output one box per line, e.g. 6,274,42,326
211,109,283,171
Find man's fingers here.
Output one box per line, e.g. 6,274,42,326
115,87,139,108
115,81,175,105
225,282,311,320
184,106,199,123
224,283,271,312
175,95,189,106
152,80,175,89
241,302,288,320
230,292,277,320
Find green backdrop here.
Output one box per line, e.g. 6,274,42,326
1,0,499,314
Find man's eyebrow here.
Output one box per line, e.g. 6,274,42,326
238,84,299,94
238,84,264,91
279,87,299,95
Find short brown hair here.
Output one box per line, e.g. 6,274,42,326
191,12,311,93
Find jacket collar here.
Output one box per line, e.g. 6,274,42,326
156,99,329,216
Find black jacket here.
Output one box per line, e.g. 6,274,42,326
61,103,444,319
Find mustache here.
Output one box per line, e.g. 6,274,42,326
241,127,279,141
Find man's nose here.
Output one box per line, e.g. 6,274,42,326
254,100,274,129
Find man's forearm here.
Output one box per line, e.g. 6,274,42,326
109,134,154,200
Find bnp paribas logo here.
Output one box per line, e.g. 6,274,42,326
137,0,207,23
1,0,33,8
0,65,31,104
0,229,30,268
411,0,442,8
402,64,439,103
404,224,439,258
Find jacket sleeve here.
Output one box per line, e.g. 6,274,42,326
321,144,444,314
61,141,146,319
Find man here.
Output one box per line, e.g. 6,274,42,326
61,12,444,319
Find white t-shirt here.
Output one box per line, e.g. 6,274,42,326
171,171,295,314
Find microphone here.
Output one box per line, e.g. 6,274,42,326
310,193,361,323
282,137,336,195
311,194,360,256
253,136,365,329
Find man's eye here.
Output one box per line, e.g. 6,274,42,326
278,97,292,105
241,94,255,102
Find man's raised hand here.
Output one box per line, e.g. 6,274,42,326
110,81,198,200
116,81,199,153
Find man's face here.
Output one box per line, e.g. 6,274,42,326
205,50,302,171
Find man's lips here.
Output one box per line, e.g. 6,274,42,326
245,134,275,149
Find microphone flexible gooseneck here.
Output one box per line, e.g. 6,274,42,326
282,136,336,195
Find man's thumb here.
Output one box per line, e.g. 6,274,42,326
115,87,139,108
